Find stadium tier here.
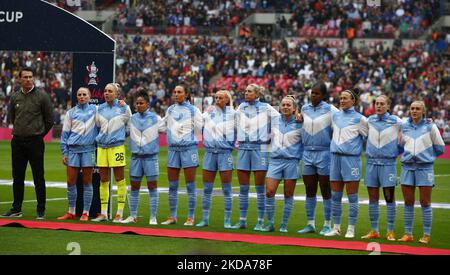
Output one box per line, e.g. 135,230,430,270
2,35,449,133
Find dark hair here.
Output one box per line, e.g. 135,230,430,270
343,87,361,105
176,82,190,94
175,82,191,102
135,90,149,103
312,81,327,96
352,87,361,97
19,67,34,77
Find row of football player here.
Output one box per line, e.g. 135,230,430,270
55,82,444,245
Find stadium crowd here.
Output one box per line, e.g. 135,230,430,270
1,32,449,142
113,0,442,39
113,0,246,31
287,0,441,39
0,0,449,142
46,0,113,12
0,52,72,128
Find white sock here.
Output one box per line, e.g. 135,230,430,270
307,220,315,227
334,224,341,231
347,225,355,232
116,210,123,217
324,220,331,227
69,207,75,215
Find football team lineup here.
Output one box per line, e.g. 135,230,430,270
0,81,449,254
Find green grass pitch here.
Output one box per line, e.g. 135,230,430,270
0,141,449,255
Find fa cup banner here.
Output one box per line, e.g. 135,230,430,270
71,52,115,217
72,52,115,105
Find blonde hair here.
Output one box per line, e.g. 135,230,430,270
218,90,234,110
106,83,121,94
280,95,298,115
247,83,261,96
411,100,427,114
257,85,265,97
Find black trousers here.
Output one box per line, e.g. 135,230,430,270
11,136,46,212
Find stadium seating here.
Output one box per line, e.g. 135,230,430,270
0,1,448,134
143,26,155,35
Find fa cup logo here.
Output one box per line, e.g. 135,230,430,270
86,62,99,85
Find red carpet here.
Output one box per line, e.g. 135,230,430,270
1,219,450,255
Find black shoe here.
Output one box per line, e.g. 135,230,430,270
36,211,45,220
1,209,23,218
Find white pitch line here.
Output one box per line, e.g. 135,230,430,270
0,197,68,205
1,180,450,209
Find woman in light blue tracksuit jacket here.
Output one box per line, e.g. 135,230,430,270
160,84,203,226
58,87,97,222
398,100,445,244
262,95,303,233
197,90,236,229
232,84,279,231
325,88,368,239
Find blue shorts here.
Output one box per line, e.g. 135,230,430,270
68,151,96,167
130,154,159,182
401,168,435,187
364,163,397,188
167,147,199,168
330,154,362,182
236,149,269,171
203,151,234,172
267,158,300,180
302,150,331,176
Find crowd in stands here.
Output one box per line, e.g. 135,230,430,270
0,51,72,129
285,0,442,39
43,0,444,40
113,1,441,39
1,31,449,142
113,0,251,35
40,0,444,40
212,34,449,124
46,0,117,12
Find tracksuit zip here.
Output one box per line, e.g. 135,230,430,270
312,107,316,147
139,119,144,154
378,128,381,149
338,127,342,144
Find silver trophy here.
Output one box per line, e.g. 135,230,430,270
87,61,98,85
